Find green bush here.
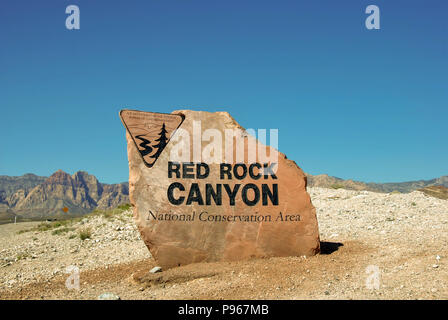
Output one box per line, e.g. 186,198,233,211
79,228,92,240
16,203,132,235
17,220,71,234
37,220,70,231
117,203,131,211
16,252,29,261
94,203,131,220
51,227,74,235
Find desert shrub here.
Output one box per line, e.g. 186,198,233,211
79,228,92,240
16,203,131,235
37,220,70,232
51,227,74,235
103,210,115,219
117,203,131,211
18,220,71,234
95,203,131,220
16,252,29,261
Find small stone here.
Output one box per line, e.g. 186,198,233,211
150,266,162,273
330,233,339,238
432,264,439,268
98,293,121,300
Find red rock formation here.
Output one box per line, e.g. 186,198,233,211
123,110,320,268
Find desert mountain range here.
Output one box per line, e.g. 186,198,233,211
305,173,448,193
0,170,129,221
0,170,447,221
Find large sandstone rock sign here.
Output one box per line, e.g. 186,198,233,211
120,109,320,268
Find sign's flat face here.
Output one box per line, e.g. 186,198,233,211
119,110,184,168
121,109,320,269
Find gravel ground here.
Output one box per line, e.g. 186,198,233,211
0,187,447,300
0,210,149,288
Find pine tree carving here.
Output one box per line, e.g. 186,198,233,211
150,123,169,159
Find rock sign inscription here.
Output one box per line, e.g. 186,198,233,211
120,109,320,268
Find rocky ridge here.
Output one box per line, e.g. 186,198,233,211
2,169,447,221
306,173,448,193
0,171,129,220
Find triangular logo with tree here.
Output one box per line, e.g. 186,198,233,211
119,110,184,168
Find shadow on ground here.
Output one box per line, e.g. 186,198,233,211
320,241,344,255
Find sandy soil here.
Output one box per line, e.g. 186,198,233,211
0,187,447,300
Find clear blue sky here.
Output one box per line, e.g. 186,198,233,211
1,0,447,184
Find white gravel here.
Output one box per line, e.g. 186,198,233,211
0,210,150,287
1,187,447,297
311,187,448,243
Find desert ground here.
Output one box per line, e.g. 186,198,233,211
0,187,447,300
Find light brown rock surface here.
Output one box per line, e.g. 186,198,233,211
124,110,320,268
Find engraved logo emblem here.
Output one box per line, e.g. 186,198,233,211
119,110,184,168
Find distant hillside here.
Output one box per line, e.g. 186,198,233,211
0,173,47,196
306,174,448,193
368,176,448,193
0,170,129,221
305,174,370,191
418,185,448,200
1,169,446,222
